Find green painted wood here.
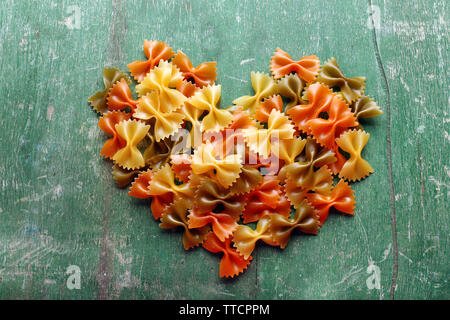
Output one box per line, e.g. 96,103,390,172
0,0,448,299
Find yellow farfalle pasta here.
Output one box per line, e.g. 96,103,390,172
133,92,184,141
233,215,277,259
148,163,194,198
275,136,307,164
186,85,233,133
335,129,374,181
243,109,295,158
112,119,150,170
233,72,277,115
191,141,243,188
136,60,186,112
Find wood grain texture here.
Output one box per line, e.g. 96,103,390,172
0,0,448,299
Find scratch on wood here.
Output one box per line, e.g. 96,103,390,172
368,0,399,300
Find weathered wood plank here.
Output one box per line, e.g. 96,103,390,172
0,0,447,299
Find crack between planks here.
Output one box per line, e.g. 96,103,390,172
96,0,127,300
367,0,399,300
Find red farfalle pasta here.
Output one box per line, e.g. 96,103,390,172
202,233,252,278
128,40,174,82
270,48,320,82
306,179,355,225
89,41,381,279
98,111,131,159
172,50,217,88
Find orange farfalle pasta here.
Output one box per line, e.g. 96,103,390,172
307,95,358,149
242,176,290,223
98,111,131,159
287,82,334,134
89,42,381,279
128,40,174,82
270,48,320,82
202,233,252,278
107,78,139,112
306,179,355,225
170,154,192,183
172,50,217,88
128,169,153,199
255,95,283,123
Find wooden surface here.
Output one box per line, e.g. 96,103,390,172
0,0,448,299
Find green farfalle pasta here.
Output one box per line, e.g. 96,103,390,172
88,68,131,114
351,95,383,120
276,73,305,110
317,57,366,104
112,164,140,187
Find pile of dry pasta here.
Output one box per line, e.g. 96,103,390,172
89,40,382,278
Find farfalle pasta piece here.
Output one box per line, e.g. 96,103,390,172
128,40,174,82
98,111,132,159
112,164,140,188
148,164,194,199
143,133,181,169
306,179,355,225
276,73,305,110
278,138,336,185
192,141,242,188
228,166,263,195
270,48,320,82
133,92,185,141
107,78,139,112
243,109,294,159
172,50,217,88
233,215,279,259
317,57,366,104
176,79,198,98
192,177,246,217
335,129,374,181
232,72,277,115
202,233,252,278
351,95,383,120
160,198,210,250
136,60,186,112
254,95,283,123
112,119,150,170
128,169,153,199
170,154,192,183
89,68,131,114
287,83,334,134
242,176,290,223
307,95,358,149
187,85,233,133
189,209,238,242
269,200,319,249
275,136,307,164
284,166,333,208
